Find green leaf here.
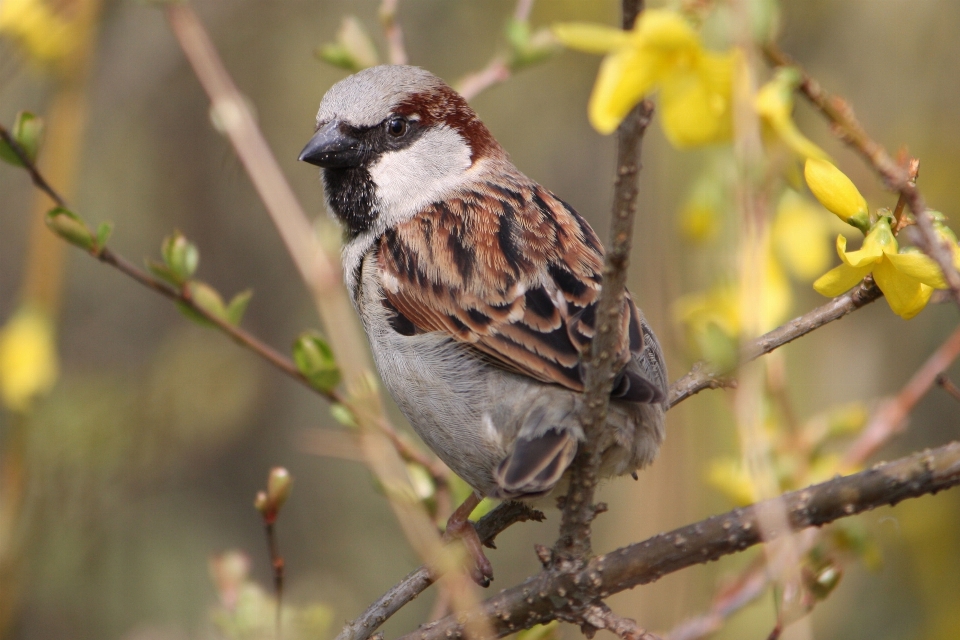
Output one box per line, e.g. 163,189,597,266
95,221,114,248
315,16,379,72
506,19,559,71
225,289,253,326
177,281,227,327
161,231,199,282
293,332,341,392
0,111,44,166
329,403,357,428
146,260,183,287
45,207,95,250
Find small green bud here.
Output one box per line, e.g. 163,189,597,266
45,207,95,251
0,111,44,166
330,403,357,428
266,467,293,511
161,231,199,282
95,221,114,248
293,332,341,392
224,290,252,326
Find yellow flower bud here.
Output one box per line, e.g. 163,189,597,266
804,159,870,231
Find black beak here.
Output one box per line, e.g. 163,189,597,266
298,120,363,168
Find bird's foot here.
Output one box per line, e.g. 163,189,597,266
443,492,493,587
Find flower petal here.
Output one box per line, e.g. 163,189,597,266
552,22,631,54
755,73,829,161
804,159,869,223
588,46,661,134
874,257,931,319
659,49,736,148
813,263,872,297
633,9,700,50
772,191,833,280
886,250,948,289
838,230,885,268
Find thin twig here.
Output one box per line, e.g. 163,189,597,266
455,0,537,101
403,440,960,640
333,502,545,640
554,0,651,563
666,324,960,639
378,0,407,65
668,280,882,407
937,374,960,402
844,323,960,467
580,603,660,640
763,43,960,307
0,125,67,208
891,157,919,235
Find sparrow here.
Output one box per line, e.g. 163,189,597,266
299,65,667,582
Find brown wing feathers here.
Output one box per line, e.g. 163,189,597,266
377,174,652,397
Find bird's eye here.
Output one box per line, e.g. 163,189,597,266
386,117,408,137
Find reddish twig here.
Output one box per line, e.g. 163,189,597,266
455,0,536,101
378,0,407,65
844,323,960,467
937,374,960,402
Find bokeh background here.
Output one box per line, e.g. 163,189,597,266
2,1,960,639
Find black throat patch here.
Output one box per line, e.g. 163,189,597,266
323,167,378,239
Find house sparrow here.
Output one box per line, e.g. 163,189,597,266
299,65,667,581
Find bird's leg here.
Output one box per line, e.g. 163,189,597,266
443,491,493,587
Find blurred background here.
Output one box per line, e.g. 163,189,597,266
2,1,960,639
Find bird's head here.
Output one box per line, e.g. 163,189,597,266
299,65,504,239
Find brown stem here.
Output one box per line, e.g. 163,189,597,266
844,323,960,467
379,0,408,65
668,280,882,407
763,43,960,307
554,0,652,563
332,502,544,640
402,441,960,640
937,374,960,402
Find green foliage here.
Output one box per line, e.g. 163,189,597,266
506,19,559,71
148,230,199,286
45,207,96,251
176,282,252,328
293,332,341,392
315,16,379,72
0,111,44,166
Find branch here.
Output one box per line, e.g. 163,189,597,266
0,121,322,398
455,0,536,101
763,43,960,307
333,502,544,640
668,280,882,407
554,0,652,560
844,323,960,466
404,440,960,640
379,0,407,65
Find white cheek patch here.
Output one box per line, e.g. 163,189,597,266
339,126,474,296
368,125,473,228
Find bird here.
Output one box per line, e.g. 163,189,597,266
299,65,667,584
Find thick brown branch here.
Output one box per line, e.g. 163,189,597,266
333,502,544,640
763,44,960,306
555,104,654,560
403,441,960,640
668,280,882,407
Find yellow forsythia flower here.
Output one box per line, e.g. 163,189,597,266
814,218,946,319
804,159,870,231
554,10,738,146
0,305,59,412
0,0,80,66
771,190,833,281
755,68,829,161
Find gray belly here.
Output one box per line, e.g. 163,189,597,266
353,255,666,498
